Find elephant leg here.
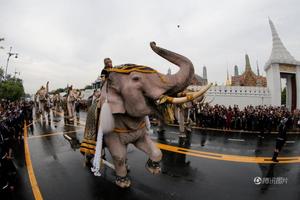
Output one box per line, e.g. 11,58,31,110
104,132,131,188
76,106,80,119
40,102,45,118
47,107,51,123
38,101,42,113
54,102,58,112
67,102,73,120
73,104,77,119
72,104,76,118
134,131,162,174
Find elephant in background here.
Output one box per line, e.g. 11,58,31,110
83,42,210,188
152,85,212,142
62,86,83,122
52,93,62,113
35,81,50,119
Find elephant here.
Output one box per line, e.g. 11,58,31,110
82,42,211,188
156,86,212,140
62,86,83,122
35,81,50,119
52,93,62,113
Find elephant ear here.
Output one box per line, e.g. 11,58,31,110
99,81,125,114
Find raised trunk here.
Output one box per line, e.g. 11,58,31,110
46,81,49,95
150,42,194,95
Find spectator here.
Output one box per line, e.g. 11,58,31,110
0,99,30,195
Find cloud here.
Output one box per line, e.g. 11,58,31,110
0,0,299,93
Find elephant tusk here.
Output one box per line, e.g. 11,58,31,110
157,83,212,104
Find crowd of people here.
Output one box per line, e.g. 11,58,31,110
0,100,33,196
189,104,300,132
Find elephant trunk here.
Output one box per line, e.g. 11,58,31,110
150,42,194,95
46,81,49,95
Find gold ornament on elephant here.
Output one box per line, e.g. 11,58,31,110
157,83,212,105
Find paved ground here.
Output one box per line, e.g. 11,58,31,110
9,111,300,200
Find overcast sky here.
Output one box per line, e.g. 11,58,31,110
0,0,299,94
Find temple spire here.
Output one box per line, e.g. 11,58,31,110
234,65,239,76
265,19,300,70
245,54,251,71
256,60,260,76
225,68,231,86
203,66,207,79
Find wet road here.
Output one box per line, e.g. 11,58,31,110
12,111,300,200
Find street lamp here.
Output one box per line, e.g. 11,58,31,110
5,46,18,79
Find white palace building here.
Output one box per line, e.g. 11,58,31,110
189,19,300,110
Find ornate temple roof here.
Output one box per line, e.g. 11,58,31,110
265,19,300,70
232,54,267,87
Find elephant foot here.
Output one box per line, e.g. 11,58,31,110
115,175,131,188
146,159,161,174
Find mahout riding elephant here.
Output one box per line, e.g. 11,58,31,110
82,42,211,188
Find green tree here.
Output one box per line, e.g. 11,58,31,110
54,88,65,93
0,67,4,81
0,79,25,101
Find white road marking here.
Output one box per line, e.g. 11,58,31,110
63,134,72,141
228,138,245,142
102,159,115,170
286,141,295,144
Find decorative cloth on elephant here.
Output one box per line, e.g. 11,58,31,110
162,104,176,124
108,64,157,74
80,103,99,155
112,114,147,134
107,64,167,83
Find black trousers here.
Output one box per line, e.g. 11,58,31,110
275,138,286,151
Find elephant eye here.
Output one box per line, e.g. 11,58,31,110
132,76,140,81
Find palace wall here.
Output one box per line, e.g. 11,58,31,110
188,85,271,108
